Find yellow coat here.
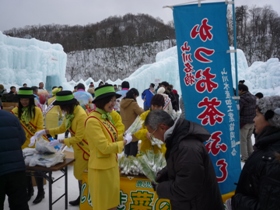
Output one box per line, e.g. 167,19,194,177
134,110,167,154
111,110,125,141
86,110,125,142
45,97,62,130
11,106,44,149
85,110,124,209
48,105,88,180
85,110,124,169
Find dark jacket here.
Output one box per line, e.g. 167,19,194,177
232,126,280,210
156,118,224,210
5,93,18,102
179,96,185,119
166,90,179,111
0,110,26,176
239,91,256,124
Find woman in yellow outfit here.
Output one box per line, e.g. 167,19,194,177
134,94,167,154
44,87,62,138
11,87,47,204
34,90,89,206
85,84,132,210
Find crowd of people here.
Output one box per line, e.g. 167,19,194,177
223,80,280,210
1,78,280,210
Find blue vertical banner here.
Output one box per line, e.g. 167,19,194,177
173,2,241,198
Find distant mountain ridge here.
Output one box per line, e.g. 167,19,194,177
3,13,175,53
66,39,175,81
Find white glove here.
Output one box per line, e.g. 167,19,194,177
124,133,133,145
48,139,60,147
28,136,36,147
34,129,46,140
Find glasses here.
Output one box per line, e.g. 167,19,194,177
150,127,158,139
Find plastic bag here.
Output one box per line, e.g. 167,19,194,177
22,148,37,166
28,151,65,168
23,138,66,168
35,138,56,154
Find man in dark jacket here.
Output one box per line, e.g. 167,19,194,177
238,84,256,161
0,110,29,210
144,110,224,210
5,86,17,102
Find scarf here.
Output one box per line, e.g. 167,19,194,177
65,113,75,130
21,106,34,124
96,108,114,125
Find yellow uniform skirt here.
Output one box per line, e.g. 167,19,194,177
88,165,120,210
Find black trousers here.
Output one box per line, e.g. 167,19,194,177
124,141,138,156
26,172,44,194
0,170,29,210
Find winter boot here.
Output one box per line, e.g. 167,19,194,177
33,175,45,204
69,181,81,206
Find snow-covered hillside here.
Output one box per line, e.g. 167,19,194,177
66,39,175,81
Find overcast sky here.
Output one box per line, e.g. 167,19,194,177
0,0,280,32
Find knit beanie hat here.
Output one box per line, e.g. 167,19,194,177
257,96,280,128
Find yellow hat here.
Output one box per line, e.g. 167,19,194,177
52,87,62,96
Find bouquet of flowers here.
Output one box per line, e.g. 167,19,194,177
150,136,164,148
124,115,143,135
119,155,141,176
119,150,166,182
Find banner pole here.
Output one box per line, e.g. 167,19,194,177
232,0,239,93
231,0,240,135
